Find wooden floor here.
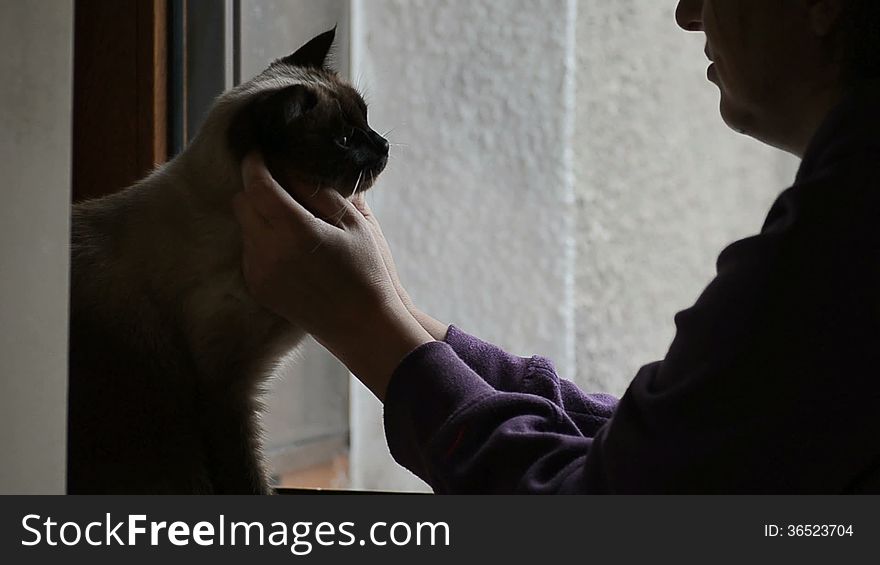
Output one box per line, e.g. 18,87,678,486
276,454,349,490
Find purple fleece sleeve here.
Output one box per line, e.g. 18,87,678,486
383,329,618,493
443,325,618,438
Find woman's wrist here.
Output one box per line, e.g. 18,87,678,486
410,308,450,342
319,302,434,402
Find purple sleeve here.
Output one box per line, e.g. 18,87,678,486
443,325,618,438
383,328,618,493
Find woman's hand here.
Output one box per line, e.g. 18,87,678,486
351,193,450,341
350,193,416,313
232,152,433,400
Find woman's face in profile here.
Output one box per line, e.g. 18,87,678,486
675,0,826,144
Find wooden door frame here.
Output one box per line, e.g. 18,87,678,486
72,0,167,202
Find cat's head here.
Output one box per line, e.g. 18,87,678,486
226,28,387,197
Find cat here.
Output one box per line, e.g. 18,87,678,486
68,28,389,494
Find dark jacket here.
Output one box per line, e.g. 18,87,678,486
383,81,880,493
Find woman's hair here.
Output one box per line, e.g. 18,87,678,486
840,0,880,83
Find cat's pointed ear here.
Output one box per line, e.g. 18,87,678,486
281,27,336,69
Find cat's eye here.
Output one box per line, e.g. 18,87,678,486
335,129,355,150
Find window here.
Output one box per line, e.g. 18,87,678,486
69,0,797,493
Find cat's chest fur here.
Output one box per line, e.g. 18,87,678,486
68,151,303,494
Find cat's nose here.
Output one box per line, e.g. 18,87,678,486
368,131,389,156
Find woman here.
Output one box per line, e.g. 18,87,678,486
233,0,880,492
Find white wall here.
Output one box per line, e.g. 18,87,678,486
0,0,74,494
348,0,797,491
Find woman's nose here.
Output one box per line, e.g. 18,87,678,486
675,0,704,32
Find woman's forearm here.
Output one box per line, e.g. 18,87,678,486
320,305,434,402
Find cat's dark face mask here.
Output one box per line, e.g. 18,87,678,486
228,28,389,197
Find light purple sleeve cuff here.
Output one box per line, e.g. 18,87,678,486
442,325,535,391
383,328,619,486
383,340,496,483
443,325,618,424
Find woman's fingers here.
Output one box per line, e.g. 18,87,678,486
287,180,362,229
242,151,362,231
232,191,272,237
351,193,374,220
241,152,317,228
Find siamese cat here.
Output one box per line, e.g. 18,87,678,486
68,29,389,494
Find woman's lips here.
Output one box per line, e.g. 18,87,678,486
707,62,718,82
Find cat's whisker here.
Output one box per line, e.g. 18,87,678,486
331,207,348,224
350,170,364,199
310,183,323,198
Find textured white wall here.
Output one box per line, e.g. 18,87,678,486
0,0,73,494
572,2,797,394
349,0,798,491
